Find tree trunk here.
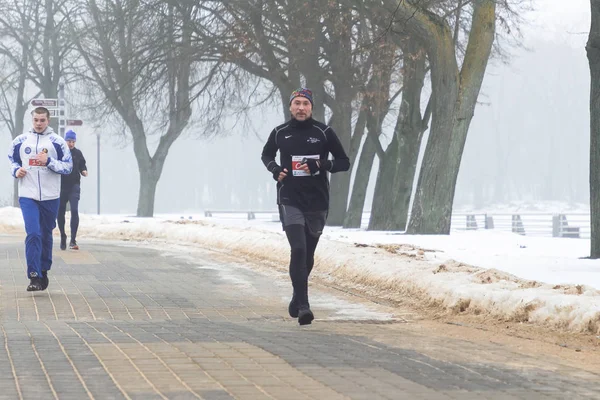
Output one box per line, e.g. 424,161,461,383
11,50,28,208
368,135,399,230
407,0,496,234
392,144,420,229
131,123,154,217
344,40,397,229
137,168,160,217
327,97,353,225
369,39,427,231
43,0,59,133
344,132,378,228
325,6,355,226
279,85,294,121
588,0,600,258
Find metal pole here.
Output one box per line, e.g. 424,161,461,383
97,133,100,215
58,80,65,137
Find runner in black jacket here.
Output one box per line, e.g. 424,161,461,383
261,88,350,325
57,130,88,250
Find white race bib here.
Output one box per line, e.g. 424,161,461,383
292,155,320,176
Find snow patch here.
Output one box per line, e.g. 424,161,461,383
2,207,600,333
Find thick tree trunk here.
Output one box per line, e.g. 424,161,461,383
588,0,600,258
12,64,27,208
131,125,154,217
341,110,368,228
392,145,421,229
345,38,396,229
327,98,353,225
368,135,399,230
369,39,426,231
326,7,355,226
407,0,496,234
137,168,160,217
344,132,378,228
406,45,459,235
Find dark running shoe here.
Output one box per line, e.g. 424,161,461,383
298,307,314,326
27,277,43,292
41,271,49,291
288,293,299,318
60,235,67,250
69,241,79,250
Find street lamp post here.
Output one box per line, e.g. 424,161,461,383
58,80,66,137
96,133,100,215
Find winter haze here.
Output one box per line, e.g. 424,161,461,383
1,0,591,216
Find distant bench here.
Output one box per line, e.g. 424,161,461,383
553,214,581,238
204,211,584,237
460,213,581,238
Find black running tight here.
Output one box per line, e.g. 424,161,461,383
284,224,320,307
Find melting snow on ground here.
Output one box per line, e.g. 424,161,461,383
1,207,599,333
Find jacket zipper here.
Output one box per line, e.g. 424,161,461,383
36,134,42,201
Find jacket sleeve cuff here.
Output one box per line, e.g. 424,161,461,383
45,157,51,166
266,161,279,173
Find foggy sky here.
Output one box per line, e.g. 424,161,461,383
0,0,592,215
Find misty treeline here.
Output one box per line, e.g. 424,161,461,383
0,0,531,234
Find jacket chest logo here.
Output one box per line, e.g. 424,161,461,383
307,137,320,144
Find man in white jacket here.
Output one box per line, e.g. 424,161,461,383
8,107,73,291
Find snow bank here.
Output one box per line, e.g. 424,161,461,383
1,207,599,334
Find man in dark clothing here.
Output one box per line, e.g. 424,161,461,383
261,87,350,325
57,130,88,250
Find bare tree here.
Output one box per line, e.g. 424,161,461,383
0,0,80,205
191,0,393,224
368,37,430,231
344,35,401,228
0,29,33,206
361,0,497,234
0,68,35,207
67,0,230,217
353,0,529,233
406,0,496,234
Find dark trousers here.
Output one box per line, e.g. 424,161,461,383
57,184,81,243
284,224,321,307
19,197,60,279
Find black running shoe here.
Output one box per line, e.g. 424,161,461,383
27,277,43,292
41,271,49,291
69,241,79,250
298,307,314,326
288,293,299,318
60,235,67,250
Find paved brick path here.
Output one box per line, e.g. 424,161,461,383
0,235,599,399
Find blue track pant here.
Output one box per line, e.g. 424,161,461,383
19,197,60,279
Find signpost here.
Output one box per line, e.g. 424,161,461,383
29,89,100,215
30,88,66,136
30,86,97,213
30,99,58,107
30,92,83,133
29,102,66,118
58,82,65,136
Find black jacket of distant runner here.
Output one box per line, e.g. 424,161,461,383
261,117,350,213
61,147,87,188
